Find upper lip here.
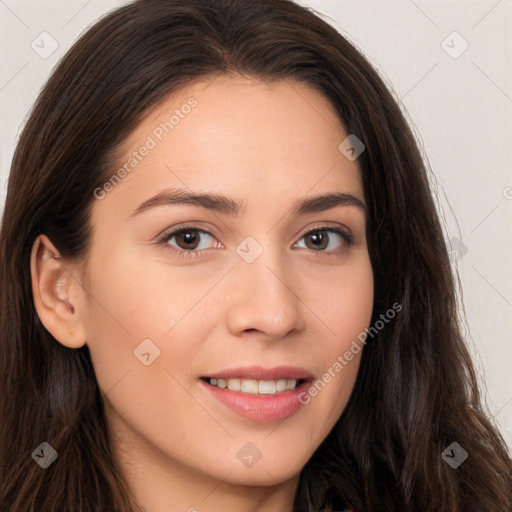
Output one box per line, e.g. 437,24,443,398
202,366,315,381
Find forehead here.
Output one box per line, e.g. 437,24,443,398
94,76,363,218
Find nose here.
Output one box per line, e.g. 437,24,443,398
225,246,306,340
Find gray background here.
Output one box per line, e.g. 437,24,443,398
1,0,511,450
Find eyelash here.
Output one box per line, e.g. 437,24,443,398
158,224,354,259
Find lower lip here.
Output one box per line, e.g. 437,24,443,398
200,380,310,423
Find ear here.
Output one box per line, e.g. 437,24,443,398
30,234,87,349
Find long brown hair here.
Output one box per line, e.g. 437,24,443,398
1,0,510,510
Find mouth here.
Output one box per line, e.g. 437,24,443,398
200,376,308,395
199,366,314,422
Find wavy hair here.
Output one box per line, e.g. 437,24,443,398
1,0,510,510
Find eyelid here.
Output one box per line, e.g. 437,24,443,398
298,222,353,239
156,221,220,242
158,221,353,241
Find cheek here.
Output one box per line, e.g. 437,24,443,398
81,245,219,396
312,254,374,347
80,249,165,389
301,257,373,430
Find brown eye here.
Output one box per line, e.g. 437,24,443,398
162,228,217,254
304,230,329,250
174,230,201,250
295,227,353,253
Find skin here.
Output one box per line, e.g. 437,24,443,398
31,76,374,512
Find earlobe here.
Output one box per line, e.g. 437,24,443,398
30,234,87,349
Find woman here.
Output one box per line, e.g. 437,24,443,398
0,0,510,510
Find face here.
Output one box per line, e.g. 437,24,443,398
78,77,373,489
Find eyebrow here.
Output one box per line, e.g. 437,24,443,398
130,187,366,218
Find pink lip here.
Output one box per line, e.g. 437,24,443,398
200,366,314,423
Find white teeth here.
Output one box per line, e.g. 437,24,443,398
240,379,259,394
227,378,241,391
208,377,299,394
258,380,276,394
276,379,286,392
286,379,296,390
